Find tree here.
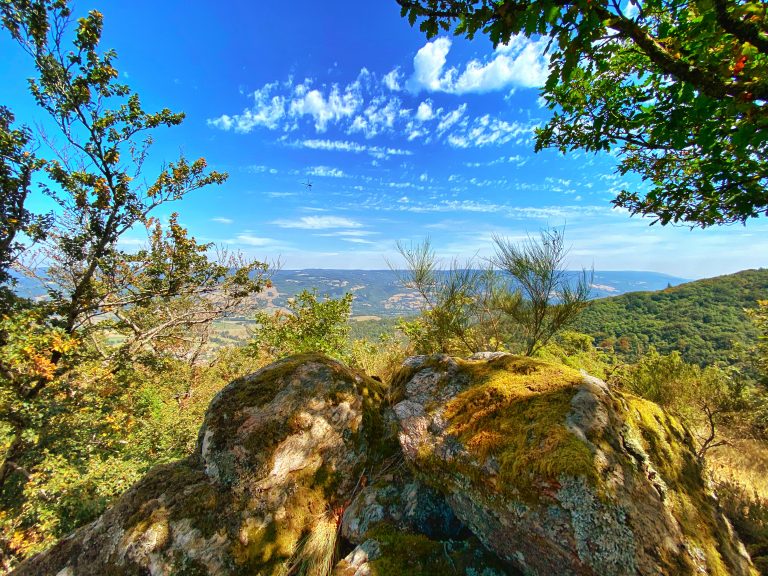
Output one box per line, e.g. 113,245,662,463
393,231,587,356
0,107,48,306
0,0,267,506
397,0,768,227
492,228,591,355
250,290,353,361
611,347,733,457
392,239,517,355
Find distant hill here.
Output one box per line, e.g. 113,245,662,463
256,269,689,318
574,268,768,366
10,267,689,319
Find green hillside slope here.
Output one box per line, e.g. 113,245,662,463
574,269,768,366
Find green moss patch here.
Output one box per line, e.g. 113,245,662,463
624,394,753,575
436,355,595,502
366,523,512,576
231,482,330,575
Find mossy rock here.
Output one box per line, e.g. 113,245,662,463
392,353,758,576
11,354,389,576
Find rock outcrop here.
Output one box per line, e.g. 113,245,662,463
12,352,757,576
392,353,756,576
12,354,388,576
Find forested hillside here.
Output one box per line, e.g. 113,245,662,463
575,269,768,366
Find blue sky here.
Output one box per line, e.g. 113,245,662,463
1,0,766,279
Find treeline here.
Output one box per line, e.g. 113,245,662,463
575,268,768,366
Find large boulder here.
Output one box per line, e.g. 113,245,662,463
12,352,756,576
12,353,388,576
391,353,757,576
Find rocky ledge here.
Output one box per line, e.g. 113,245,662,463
12,352,756,576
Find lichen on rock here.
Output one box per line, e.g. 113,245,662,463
11,353,387,576
391,352,757,576
10,352,757,576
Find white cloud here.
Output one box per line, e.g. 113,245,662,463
273,216,363,229
208,82,286,132
368,146,413,160
209,57,544,150
436,104,467,133
247,165,278,174
289,81,363,132
448,115,536,148
406,37,452,92
341,237,375,244
212,217,233,224
235,233,276,246
299,139,366,153
464,154,526,168
294,139,412,160
406,36,549,94
307,165,346,178
416,100,434,121
317,229,377,237
349,97,401,138
383,68,402,91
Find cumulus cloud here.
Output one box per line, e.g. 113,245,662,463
416,100,434,121
406,37,452,92
448,115,536,148
289,81,363,132
348,96,402,138
273,216,363,229
209,76,364,134
208,82,286,132
383,68,402,91
208,48,546,150
406,36,549,94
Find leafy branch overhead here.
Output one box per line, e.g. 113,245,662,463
398,0,768,226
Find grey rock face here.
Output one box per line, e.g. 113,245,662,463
12,354,384,576
391,353,756,576
11,353,756,576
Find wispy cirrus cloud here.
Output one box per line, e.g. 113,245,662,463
211,217,234,224
307,165,346,178
272,215,363,229
234,233,278,246
294,139,412,160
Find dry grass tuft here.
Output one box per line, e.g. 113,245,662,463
284,511,339,576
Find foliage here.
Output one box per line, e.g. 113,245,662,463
251,290,353,361
715,480,768,574
0,341,264,569
0,107,48,298
393,230,589,356
575,268,768,366
537,330,617,380
746,300,768,385
611,347,735,456
398,0,768,226
349,331,410,384
492,229,591,355
0,2,269,567
393,239,502,355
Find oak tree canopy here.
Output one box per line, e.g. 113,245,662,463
398,0,768,226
